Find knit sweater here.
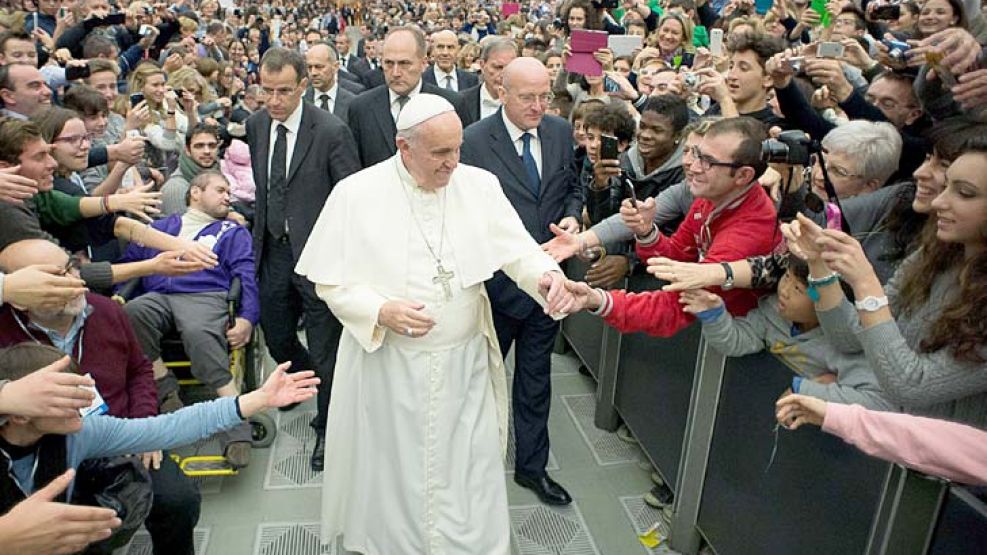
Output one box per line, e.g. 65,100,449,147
702,294,895,410
816,253,987,429
0,293,157,419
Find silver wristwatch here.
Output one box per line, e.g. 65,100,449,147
854,296,889,312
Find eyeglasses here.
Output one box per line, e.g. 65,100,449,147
515,92,555,105
260,85,299,98
689,146,743,172
61,256,82,276
53,133,96,148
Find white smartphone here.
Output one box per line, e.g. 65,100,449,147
710,29,724,57
817,41,845,59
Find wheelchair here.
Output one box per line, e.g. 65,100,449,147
115,277,276,477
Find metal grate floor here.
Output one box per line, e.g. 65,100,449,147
561,394,646,466
511,503,601,555
254,522,332,555
122,527,210,555
263,409,323,490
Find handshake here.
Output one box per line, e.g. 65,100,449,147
537,272,608,316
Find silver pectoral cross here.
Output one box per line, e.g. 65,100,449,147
433,263,455,301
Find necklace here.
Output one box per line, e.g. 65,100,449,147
398,160,456,300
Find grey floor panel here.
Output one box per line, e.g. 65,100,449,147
192,475,224,495
123,527,209,555
619,496,678,554
561,394,646,466
254,522,332,555
264,409,323,490
511,503,601,555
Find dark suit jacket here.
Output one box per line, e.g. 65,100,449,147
245,102,361,265
337,71,366,94
460,84,483,126
304,86,357,123
461,109,583,319
421,65,479,92
338,53,359,73
347,83,470,168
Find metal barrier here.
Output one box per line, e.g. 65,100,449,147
560,257,606,380
929,485,987,555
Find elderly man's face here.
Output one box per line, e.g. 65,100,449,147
398,112,462,190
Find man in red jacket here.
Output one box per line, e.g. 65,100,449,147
0,239,201,555
567,117,780,336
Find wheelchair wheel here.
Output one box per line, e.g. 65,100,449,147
249,412,277,448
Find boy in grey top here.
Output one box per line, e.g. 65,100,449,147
680,257,895,410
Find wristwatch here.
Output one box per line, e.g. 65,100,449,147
720,262,735,290
854,296,889,312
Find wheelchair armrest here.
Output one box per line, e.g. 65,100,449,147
226,277,242,327
114,279,141,303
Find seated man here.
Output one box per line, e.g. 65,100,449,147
120,172,258,463
567,117,781,336
0,240,201,555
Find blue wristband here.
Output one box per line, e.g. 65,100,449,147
696,304,726,323
792,377,803,394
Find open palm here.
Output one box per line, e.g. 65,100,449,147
260,363,320,408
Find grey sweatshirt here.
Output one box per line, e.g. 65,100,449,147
816,253,987,428
703,294,896,410
592,180,695,251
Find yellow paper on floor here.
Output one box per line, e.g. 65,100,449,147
638,521,664,548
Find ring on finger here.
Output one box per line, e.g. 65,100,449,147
405,327,413,336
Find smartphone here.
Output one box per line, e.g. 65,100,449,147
58,6,67,18
817,41,845,58
824,202,842,230
129,92,145,107
32,11,38,32
603,76,621,93
623,177,639,207
600,134,619,161
139,24,155,37
105,12,125,25
787,56,805,72
65,64,91,80
872,3,901,19
709,29,724,57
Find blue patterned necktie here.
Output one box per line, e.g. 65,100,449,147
521,132,540,197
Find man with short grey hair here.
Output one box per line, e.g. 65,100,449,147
460,38,518,122
303,42,358,121
422,29,479,92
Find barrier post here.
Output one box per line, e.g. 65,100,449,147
593,324,623,432
668,339,726,555
866,466,947,555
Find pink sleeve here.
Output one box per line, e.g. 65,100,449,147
823,404,987,486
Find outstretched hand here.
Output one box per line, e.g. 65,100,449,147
678,289,724,315
247,362,319,414
775,393,828,430
0,356,95,418
647,257,724,291
541,223,581,263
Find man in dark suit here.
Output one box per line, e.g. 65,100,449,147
421,30,478,92
247,48,361,472
460,57,583,506
336,70,366,94
304,41,358,122
350,37,380,87
459,38,518,124
347,26,472,168
334,33,359,74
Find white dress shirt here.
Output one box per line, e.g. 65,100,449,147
389,79,424,122
479,84,501,121
433,66,458,92
501,110,542,177
314,81,339,113
267,100,304,179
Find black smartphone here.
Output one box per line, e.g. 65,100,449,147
623,177,639,207
105,12,125,25
65,64,91,80
600,134,619,161
872,3,901,19
129,92,145,107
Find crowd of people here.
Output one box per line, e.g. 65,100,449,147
0,0,985,552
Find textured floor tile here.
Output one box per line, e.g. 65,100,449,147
511,503,601,555
561,394,646,466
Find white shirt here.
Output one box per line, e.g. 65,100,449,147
501,110,541,177
433,66,458,92
479,84,501,120
267,100,303,180
389,79,423,122
314,81,339,113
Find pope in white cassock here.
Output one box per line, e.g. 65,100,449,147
295,93,576,555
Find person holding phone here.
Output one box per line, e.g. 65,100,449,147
582,103,636,226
